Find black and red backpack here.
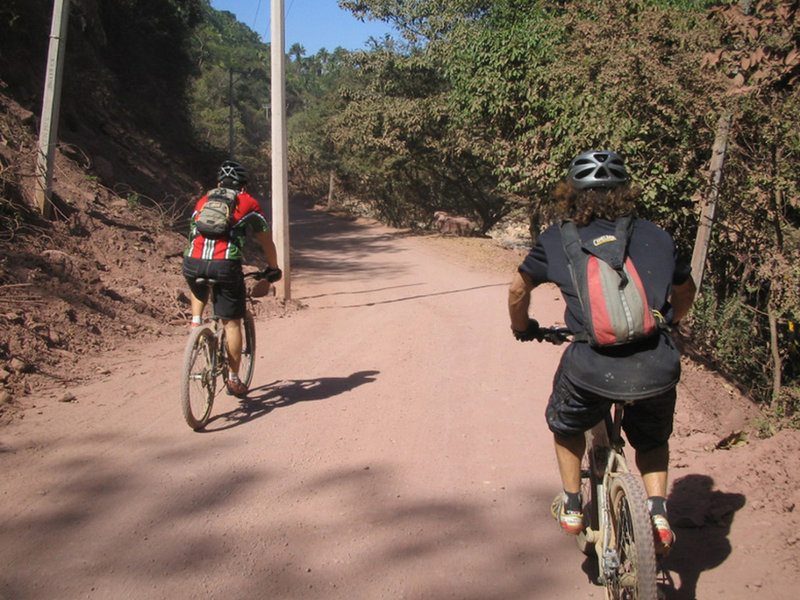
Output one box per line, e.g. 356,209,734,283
560,215,666,347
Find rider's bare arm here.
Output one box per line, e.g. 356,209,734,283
508,271,537,331
254,230,279,269
670,277,697,324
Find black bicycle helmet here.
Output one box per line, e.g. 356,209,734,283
217,160,249,187
567,150,628,190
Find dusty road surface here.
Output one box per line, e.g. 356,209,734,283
1,204,796,599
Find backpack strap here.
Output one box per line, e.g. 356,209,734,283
559,220,591,343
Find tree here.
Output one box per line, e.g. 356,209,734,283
188,2,270,177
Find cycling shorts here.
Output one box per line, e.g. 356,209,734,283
182,257,245,320
545,366,676,453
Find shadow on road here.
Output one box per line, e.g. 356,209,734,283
661,474,745,599
205,370,380,431
574,473,745,599
288,205,412,282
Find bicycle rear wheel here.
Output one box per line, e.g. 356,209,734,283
239,310,256,387
605,473,658,600
181,326,216,430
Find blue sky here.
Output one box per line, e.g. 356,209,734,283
209,1,396,55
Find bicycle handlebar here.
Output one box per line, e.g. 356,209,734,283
247,267,282,283
538,326,572,345
512,319,573,344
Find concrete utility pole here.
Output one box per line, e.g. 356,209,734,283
35,0,70,219
271,0,291,299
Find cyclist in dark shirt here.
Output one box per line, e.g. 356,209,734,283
508,150,696,552
183,160,280,398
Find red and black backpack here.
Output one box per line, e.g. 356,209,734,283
560,215,666,347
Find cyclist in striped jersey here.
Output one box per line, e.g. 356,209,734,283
182,160,280,397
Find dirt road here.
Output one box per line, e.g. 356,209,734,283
1,204,796,599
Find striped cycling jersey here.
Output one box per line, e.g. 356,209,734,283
184,189,270,261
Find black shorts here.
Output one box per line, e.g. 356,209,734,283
182,257,245,320
545,366,676,453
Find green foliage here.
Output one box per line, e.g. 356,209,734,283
691,293,770,393
285,46,356,195
186,1,272,179
325,44,519,231
340,0,491,45
444,1,722,233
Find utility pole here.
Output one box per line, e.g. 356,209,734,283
271,0,291,299
691,115,731,293
35,0,70,219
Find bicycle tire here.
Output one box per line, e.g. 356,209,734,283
239,310,256,387
181,325,216,430
605,473,658,600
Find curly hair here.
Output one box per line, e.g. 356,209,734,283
552,181,641,226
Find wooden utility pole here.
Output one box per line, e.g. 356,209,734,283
690,3,750,293
271,0,291,299
35,0,70,219
691,114,731,292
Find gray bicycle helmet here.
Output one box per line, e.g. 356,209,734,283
567,150,628,190
217,160,249,187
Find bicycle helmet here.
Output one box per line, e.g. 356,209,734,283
217,160,249,188
567,150,628,190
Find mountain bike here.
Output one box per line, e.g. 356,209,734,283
181,269,273,430
538,326,659,600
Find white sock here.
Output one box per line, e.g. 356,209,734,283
191,316,202,325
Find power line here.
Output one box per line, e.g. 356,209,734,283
252,0,262,30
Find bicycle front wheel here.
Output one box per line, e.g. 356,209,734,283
605,473,658,600
576,443,603,556
239,310,256,387
181,326,217,430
